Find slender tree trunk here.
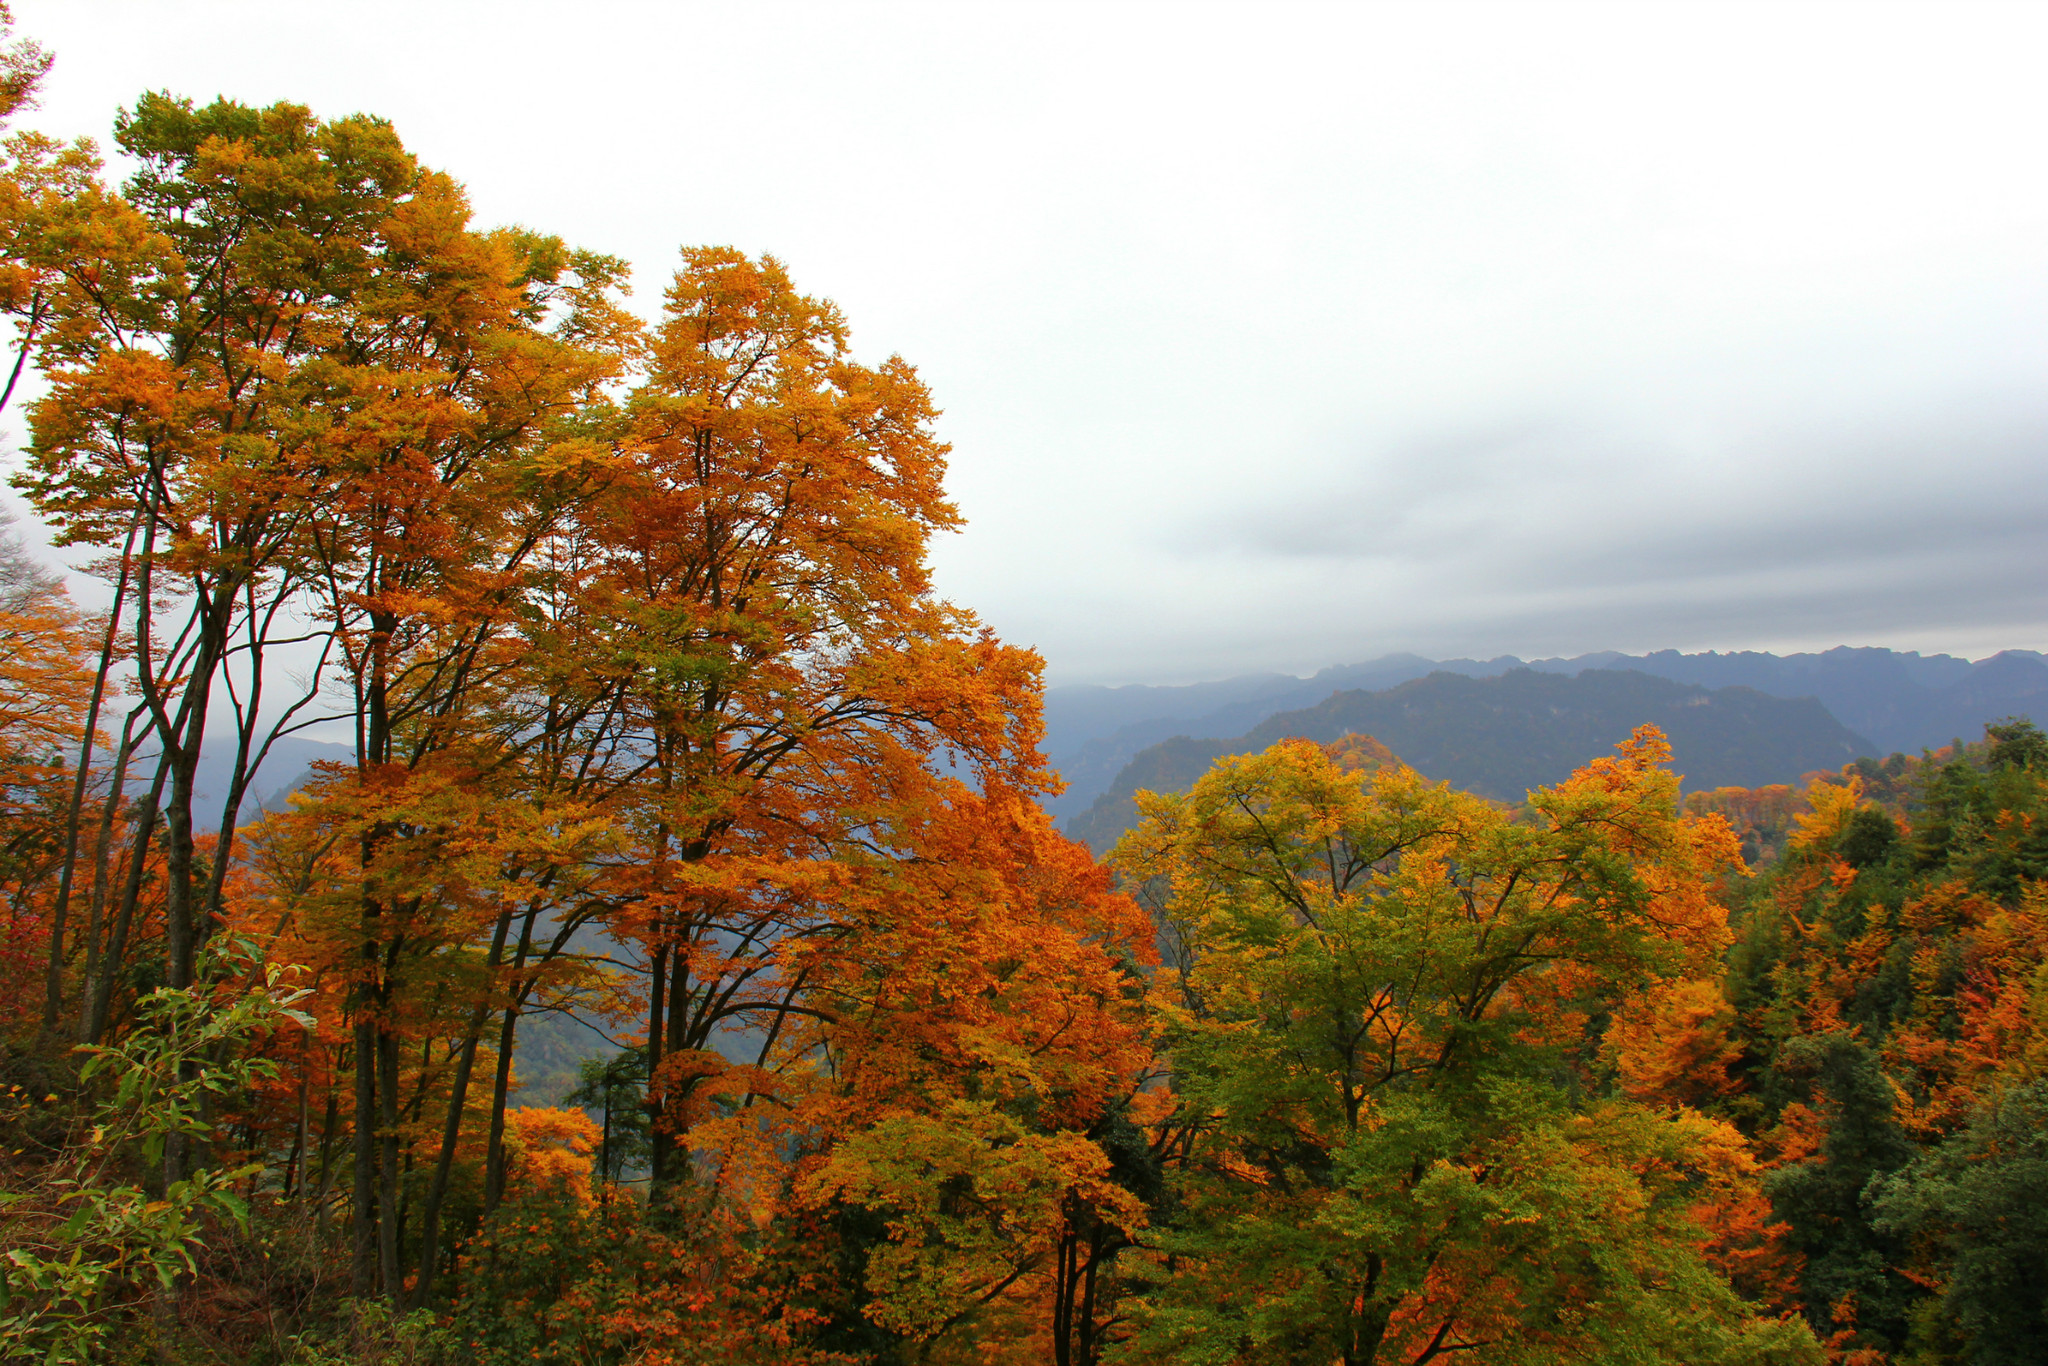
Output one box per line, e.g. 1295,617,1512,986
644,942,667,1185
160,600,226,994
40,522,136,1033
482,898,544,1217
200,584,313,937
356,620,394,1296
150,638,211,1192
312,1085,341,1222
74,714,138,1043
480,980,530,1217
407,906,513,1309
83,749,168,1046
1078,1224,1105,1366
285,1071,309,1200
159,745,200,990
651,929,691,1198
1052,1224,1075,1366
351,995,379,1296
377,1021,402,1295
0,291,46,417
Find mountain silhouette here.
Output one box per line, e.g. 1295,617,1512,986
1066,667,1872,852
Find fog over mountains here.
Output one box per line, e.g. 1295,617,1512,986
1045,647,2048,844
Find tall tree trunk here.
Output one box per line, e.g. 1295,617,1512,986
82,747,168,1046
651,929,691,1201
407,906,513,1309
355,612,395,1296
159,591,228,994
312,1085,341,1225
285,1071,309,1200
1052,1222,1076,1366
40,520,137,1034
351,996,378,1296
482,898,544,1217
74,712,138,1043
644,942,667,1186
1078,1223,1105,1366
667,937,690,1112
480,979,533,1217
377,1021,402,1295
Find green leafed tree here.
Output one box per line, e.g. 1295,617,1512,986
1108,731,1821,1366
1872,1081,2048,1366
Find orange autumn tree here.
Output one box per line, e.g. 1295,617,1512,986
783,775,1156,1352
18,89,636,1300
1687,782,1807,867
274,246,1167,1364
13,92,396,1007
273,175,628,1304
579,776,1157,1365
575,246,1007,1196
1110,728,1821,1366
8,78,655,1312
0,519,96,1033
526,247,1160,1357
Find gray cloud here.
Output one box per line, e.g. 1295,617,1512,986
12,0,2048,685
1132,373,2048,678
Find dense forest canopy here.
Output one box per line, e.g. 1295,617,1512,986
0,12,2042,1366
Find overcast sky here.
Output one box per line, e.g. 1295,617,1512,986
11,0,2047,684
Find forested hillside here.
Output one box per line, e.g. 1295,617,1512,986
1104,719,2048,1365
0,11,2043,1366
1068,666,1871,849
1672,721,2048,1362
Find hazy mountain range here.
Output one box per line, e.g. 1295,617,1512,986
176,647,2048,853
1046,647,2048,849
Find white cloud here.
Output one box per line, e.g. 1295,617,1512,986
12,0,2048,682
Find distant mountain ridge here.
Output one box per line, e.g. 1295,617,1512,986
1043,646,2048,824
1064,667,1875,852
1567,647,2045,755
